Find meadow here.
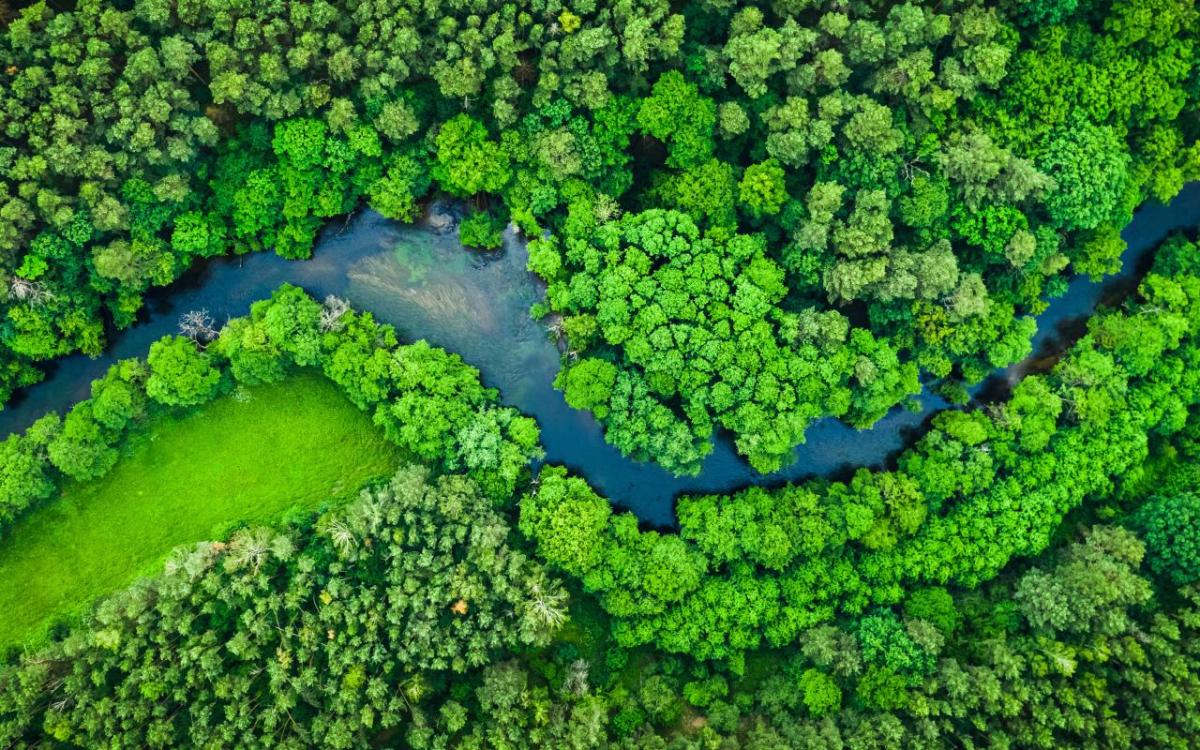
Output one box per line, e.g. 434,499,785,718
0,372,399,647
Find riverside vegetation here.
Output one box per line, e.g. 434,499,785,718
0,0,1199,748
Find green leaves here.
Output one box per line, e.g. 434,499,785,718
636,71,716,170
0,464,567,747
1038,119,1132,232
737,159,789,219
543,206,927,474
430,115,512,198
1130,492,1200,586
145,335,221,407
556,358,618,418
520,465,612,578
1015,525,1151,635
529,233,1200,662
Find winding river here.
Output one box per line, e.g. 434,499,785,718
3,184,1199,526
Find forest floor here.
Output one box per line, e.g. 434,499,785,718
0,371,400,647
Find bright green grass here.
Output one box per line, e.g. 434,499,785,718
0,371,401,648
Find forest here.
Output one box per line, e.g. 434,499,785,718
0,0,1198,747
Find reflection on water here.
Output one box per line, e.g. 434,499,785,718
3,184,1200,526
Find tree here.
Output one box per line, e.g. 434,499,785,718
0,416,58,523
368,151,429,222
556,358,618,418
1015,526,1151,635
520,466,611,578
636,71,716,169
1038,120,1131,231
145,335,221,407
1130,492,1200,586
430,115,512,197
738,159,789,219
903,588,959,636
0,465,568,747
46,401,118,481
798,669,841,717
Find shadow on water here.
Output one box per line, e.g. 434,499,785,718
3,185,1200,527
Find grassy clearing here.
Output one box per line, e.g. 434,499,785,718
0,371,401,648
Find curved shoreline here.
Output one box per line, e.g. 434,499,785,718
2,184,1199,526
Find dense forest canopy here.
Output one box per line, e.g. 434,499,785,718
0,0,1196,469
0,0,1199,747
0,235,1199,745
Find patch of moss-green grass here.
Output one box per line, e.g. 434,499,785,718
0,371,402,648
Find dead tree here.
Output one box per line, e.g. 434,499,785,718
9,278,53,306
320,295,351,332
179,308,218,345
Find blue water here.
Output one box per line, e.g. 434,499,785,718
3,184,1199,526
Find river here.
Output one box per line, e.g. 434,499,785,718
3,184,1199,526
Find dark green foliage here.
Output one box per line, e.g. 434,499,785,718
0,465,568,748
902,588,958,636
1130,491,1200,585
1,1,1200,746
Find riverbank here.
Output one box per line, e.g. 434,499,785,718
2,186,1199,526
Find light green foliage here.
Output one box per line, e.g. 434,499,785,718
0,373,400,647
208,119,389,260
738,159,789,219
798,669,841,717
650,159,738,235
636,71,716,169
368,151,430,223
521,467,707,631
524,235,1200,659
520,466,611,578
44,401,119,481
539,208,919,473
0,416,59,525
1015,525,1151,636
145,335,221,407
556,358,619,419
431,115,512,197
1038,120,1131,232
903,587,959,636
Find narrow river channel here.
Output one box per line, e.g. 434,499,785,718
3,184,1199,525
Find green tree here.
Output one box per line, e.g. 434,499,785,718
738,159,789,219
637,71,716,169
145,336,221,407
1038,120,1131,232
431,115,512,197
1131,492,1200,586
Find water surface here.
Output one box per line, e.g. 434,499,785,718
4,185,1200,525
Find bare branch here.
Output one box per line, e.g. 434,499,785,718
179,309,218,345
319,295,351,333
9,278,54,306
